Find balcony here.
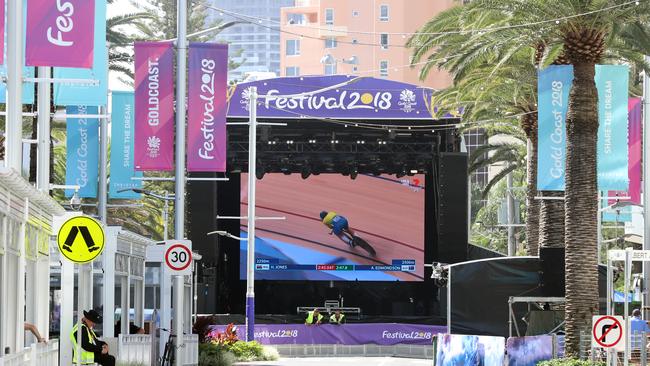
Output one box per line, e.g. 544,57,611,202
318,25,348,38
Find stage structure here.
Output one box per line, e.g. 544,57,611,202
188,76,468,318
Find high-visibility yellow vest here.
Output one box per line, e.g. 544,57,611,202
70,323,96,364
330,313,345,324
305,311,323,324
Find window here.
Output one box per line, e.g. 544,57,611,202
380,33,389,49
379,5,389,21
285,66,300,76
287,13,305,25
286,39,300,56
352,39,358,44
325,37,337,49
380,60,388,77
325,8,334,25
324,63,337,75
352,10,360,17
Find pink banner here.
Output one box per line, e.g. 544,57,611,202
25,0,95,68
187,43,228,172
134,42,175,171
628,97,642,204
607,97,642,206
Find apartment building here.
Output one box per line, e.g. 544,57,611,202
279,0,455,89
209,0,295,81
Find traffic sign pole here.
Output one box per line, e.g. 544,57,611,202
625,248,632,366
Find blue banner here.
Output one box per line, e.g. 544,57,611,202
596,65,629,190
537,65,573,191
53,0,107,106
109,91,142,199
65,106,99,198
0,0,34,104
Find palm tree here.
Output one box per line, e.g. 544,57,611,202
410,19,545,255
411,0,650,356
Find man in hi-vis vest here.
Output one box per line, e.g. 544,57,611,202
305,308,324,325
330,310,345,325
70,309,115,366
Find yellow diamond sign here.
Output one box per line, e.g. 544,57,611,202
57,216,105,263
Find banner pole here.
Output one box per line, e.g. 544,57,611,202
99,104,108,223
640,60,650,366
36,66,51,192
5,0,23,171
174,0,188,364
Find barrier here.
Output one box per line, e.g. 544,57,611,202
118,334,152,365
435,334,505,366
273,344,434,359
210,323,447,346
0,341,59,366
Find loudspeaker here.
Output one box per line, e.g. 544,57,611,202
437,153,468,263
539,247,565,296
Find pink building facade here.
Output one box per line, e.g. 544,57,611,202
279,0,455,89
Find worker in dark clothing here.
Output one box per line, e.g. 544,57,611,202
114,319,145,337
70,309,115,366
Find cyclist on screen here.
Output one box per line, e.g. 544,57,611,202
320,211,355,247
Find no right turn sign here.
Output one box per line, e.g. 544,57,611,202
592,315,626,352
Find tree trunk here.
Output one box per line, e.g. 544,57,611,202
563,61,599,357
525,127,540,255
539,191,565,249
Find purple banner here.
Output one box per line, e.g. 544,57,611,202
25,0,95,68
226,75,452,120
210,323,446,346
134,41,175,171
187,43,227,172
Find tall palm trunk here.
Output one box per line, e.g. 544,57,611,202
521,112,540,255
539,191,565,248
563,60,600,357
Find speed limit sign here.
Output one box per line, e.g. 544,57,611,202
164,240,193,275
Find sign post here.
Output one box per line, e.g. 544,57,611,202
592,315,626,353
164,240,193,276
164,239,192,365
57,216,105,366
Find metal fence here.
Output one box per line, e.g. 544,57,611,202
0,341,59,366
273,344,434,359
118,333,198,366
580,330,650,365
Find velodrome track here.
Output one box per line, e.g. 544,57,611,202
240,173,425,281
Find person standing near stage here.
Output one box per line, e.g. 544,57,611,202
70,309,115,366
330,310,345,325
305,308,324,325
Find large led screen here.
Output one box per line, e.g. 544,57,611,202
239,173,425,281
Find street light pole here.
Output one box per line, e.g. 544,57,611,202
246,87,258,341
164,191,169,241
643,55,650,318
6,0,23,171
174,0,188,362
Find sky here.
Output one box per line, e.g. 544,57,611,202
107,0,142,91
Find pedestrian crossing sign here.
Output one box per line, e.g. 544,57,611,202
57,216,105,263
